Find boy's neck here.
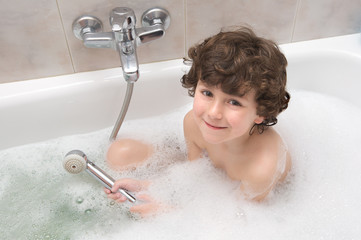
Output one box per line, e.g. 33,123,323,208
221,132,255,154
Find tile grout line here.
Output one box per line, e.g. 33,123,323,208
55,0,76,73
184,0,187,58
290,0,302,42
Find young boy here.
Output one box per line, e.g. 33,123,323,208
105,27,291,215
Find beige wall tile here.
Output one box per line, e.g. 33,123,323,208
185,0,298,53
58,0,185,72
293,0,361,41
0,0,73,83
1,0,360,83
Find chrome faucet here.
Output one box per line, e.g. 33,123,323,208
72,7,170,140
73,7,170,82
110,7,138,82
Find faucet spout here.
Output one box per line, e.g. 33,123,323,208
118,40,139,82
115,33,139,82
110,7,139,82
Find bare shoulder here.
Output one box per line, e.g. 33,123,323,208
241,128,291,200
183,110,194,133
183,110,204,160
184,110,203,141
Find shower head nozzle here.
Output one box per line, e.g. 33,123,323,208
63,149,137,203
63,150,87,174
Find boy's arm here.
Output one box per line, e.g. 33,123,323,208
183,111,203,161
240,153,284,201
240,176,274,201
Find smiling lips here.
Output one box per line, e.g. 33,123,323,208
204,120,227,130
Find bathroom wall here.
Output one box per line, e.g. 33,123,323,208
1,0,360,84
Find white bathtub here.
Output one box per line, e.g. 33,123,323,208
0,34,360,150
1,34,361,239
1,34,361,150
0,60,191,150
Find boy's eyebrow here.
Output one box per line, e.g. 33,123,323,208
231,90,250,99
198,79,211,87
199,79,250,99
234,92,246,98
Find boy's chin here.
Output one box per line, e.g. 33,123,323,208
202,133,227,145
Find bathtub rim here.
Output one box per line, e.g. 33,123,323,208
0,33,360,150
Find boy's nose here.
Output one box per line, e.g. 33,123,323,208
208,101,223,120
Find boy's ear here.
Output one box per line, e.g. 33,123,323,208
254,116,265,124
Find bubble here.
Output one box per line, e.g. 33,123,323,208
84,209,92,214
2,94,361,239
76,197,84,204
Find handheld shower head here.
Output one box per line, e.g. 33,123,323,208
63,150,136,203
63,150,87,174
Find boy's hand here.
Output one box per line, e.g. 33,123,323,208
104,178,161,217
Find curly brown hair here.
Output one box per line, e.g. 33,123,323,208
181,27,290,133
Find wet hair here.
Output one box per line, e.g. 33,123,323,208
181,27,290,134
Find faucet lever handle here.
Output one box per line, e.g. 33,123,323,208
110,7,136,31
136,25,165,44
83,32,115,49
136,8,170,45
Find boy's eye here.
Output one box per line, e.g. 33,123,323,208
229,100,242,106
201,90,213,97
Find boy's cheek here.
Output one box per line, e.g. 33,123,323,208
192,99,205,118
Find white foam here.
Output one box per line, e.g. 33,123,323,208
1,91,361,239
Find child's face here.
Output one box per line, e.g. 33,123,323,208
193,80,264,144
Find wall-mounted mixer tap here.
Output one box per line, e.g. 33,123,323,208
73,7,170,83
72,7,170,140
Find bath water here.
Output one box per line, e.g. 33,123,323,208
1,90,361,239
